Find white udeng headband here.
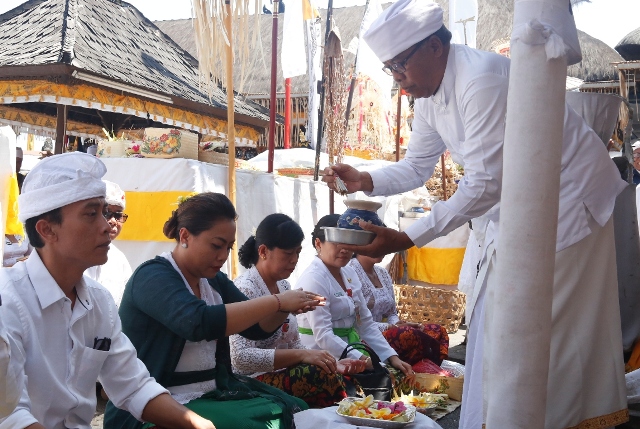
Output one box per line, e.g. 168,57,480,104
510,0,582,64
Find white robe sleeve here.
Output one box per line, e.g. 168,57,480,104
404,75,508,247
368,102,446,197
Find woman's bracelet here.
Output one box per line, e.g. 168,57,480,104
273,294,289,314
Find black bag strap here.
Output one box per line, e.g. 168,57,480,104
340,342,386,371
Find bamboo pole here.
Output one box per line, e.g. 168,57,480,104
395,90,402,162
440,154,447,200
268,0,280,173
284,77,291,149
224,0,238,278
344,0,370,132
313,0,334,181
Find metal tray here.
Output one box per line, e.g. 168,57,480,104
322,227,375,245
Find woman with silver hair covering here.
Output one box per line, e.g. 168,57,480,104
85,180,132,306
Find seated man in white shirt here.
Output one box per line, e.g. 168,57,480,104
85,180,132,306
0,304,20,417
0,152,214,429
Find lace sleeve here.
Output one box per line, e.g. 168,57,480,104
378,267,401,326
229,333,276,375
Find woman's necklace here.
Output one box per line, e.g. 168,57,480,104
366,268,383,288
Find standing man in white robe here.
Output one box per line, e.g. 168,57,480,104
85,180,132,306
323,1,628,427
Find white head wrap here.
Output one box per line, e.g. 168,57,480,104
16,147,23,159
104,180,126,209
18,152,107,222
363,0,444,62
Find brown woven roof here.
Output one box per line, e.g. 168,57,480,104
0,0,270,124
616,27,640,61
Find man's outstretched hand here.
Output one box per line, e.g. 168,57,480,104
321,164,374,194
339,221,414,258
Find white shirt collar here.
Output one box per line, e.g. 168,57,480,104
431,44,457,109
25,250,92,311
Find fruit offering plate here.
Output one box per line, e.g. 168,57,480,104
336,396,416,428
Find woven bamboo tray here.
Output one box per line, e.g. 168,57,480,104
198,150,230,166
393,284,465,333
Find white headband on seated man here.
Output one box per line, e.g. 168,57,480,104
18,152,107,222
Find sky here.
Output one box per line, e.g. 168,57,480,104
0,0,638,49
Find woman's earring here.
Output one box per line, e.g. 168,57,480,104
181,243,188,248
261,255,266,260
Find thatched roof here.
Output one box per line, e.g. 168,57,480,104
0,0,270,124
156,0,621,97
616,27,640,61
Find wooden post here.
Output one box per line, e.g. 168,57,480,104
224,0,238,278
284,78,291,149
267,0,280,172
440,154,447,200
313,0,335,181
395,90,402,162
55,104,67,154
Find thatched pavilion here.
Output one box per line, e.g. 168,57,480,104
616,27,640,62
0,0,270,153
157,1,624,149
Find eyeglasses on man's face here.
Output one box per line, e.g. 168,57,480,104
104,211,128,223
382,38,427,76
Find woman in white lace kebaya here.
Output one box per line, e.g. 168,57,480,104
295,215,415,378
231,214,365,408
348,255,449,366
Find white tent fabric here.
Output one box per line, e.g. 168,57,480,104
281,0,307,78
102,152,402,284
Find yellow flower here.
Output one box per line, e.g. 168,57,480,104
355,395,374,408
368,408,391,419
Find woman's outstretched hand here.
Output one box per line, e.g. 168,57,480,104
278,290,326,314
389,355,415,384
301,349,338,374
336,358,367,375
